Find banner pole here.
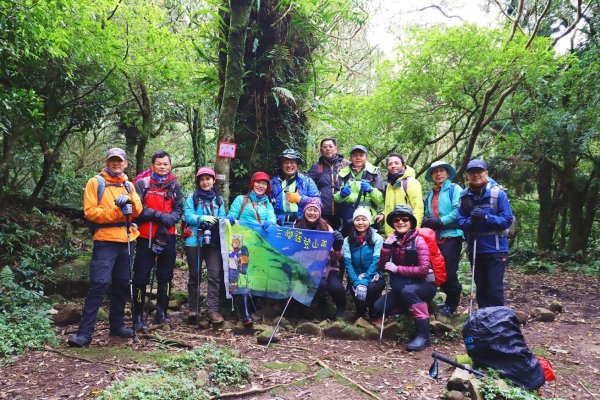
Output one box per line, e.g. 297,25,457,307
266,296,292,349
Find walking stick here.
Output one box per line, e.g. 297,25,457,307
468,238,477,317
196,225,202,320
145,254,157,326
266,296,292,349
379,273,390,342
125,214,136,339
429,352,485,379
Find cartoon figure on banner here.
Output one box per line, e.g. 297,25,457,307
228,235,250,292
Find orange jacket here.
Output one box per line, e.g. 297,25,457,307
83,170,143,242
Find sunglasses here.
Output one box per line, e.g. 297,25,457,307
393,216,411,223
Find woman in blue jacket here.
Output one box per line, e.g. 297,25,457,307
226,171,276,325
343,207,384,320
183,167,226,325
422,161,464,316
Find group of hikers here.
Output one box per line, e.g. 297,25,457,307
68,139,514,353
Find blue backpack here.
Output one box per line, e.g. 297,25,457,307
85,175,132,234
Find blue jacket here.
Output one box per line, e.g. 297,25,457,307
457,178,513,254
342,228,383,288
270,172,320,222
424,179,464,239
306,154,348,215
183,192,226,247
227,191,276,225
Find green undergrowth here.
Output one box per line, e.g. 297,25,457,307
100,344,252,400
479,372,564,400
261,361,309,372
64,347,171,365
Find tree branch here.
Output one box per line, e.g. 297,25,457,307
509,0,525,41
552,0,591,46
400,4,464,21
525,0,552,48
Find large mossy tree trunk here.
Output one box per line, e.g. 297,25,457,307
215,0,254,204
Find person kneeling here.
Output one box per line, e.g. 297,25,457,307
373,205,436,352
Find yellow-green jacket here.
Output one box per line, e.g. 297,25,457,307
382,165,423,236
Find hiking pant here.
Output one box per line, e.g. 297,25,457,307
372,281,436,317
78,241,131,339
350,279,385,318
470,252,507,308
185,245,223,314
133,236,176,287
439,237,463,309
317,270,346,311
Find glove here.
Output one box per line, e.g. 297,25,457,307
332,230,344,250
422,217,442,230
200,215,218,226
384,262,398,274
286,191,301,204
160,213,179,227
471,208,487,220
120,203,133,216
262,221,273,231
355,284,367,301
277,215,285,226
340,185,351,198
360,181,373,193
227,216,236,225
114,194,130,207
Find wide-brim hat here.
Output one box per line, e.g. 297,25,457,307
425,161,457,182
386,204,417,228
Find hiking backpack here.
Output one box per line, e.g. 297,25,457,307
85,175,132,234
416,227,446,286
460,183,516,237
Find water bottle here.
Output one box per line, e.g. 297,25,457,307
203,229,212,246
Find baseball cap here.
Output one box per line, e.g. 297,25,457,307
349,145,368,155
105,147,127,160
466,159,487,172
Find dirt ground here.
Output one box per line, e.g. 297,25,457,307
1,269,599,400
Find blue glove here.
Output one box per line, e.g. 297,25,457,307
114,194,130,207
121,203,133,216
227,216,236,225
471,208,487,220
277,215,285,226
340,185,351,198
262,221,273,231
360,181,373,193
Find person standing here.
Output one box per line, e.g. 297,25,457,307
334,145,384,236
270,149,319,226
422,161,464,316
343,207,385,320
68,148,143,347
457,159,514,308
183,167,226,325
374,204,436,352
375,153,423,236
306,138,348,230
131,150,183,328
227,171,277,325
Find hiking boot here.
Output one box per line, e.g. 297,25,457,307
67,334,91,348
155,281,172,324
133,312,147,331
109,326,134,338
405,319,431,352
155,308,172,324
240,295,253,326
187,313,199,326
438,305,456,317
208,311,224,324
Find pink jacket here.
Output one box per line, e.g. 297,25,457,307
379,230,430,278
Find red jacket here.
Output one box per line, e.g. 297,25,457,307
134,174,184,239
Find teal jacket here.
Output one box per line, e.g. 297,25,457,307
342,228,383,288
183,193,226,247
227,191,276,225
424,179,464,239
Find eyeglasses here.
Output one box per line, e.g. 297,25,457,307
393,216,411,223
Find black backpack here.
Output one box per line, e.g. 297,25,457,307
462,306,545,390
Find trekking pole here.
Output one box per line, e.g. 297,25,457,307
266,296,292,349
430,352,485,378
196,225,202,321
468,238,477,317
125,214,136,339
379,272,390,342
145,255,157,326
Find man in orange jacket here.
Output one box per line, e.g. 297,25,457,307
68,148,143,347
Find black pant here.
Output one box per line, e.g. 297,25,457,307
350,279,385,318
470,252,507,308
373,282,436,317
133,236,176,286
439,237,463,309
78,241,132,339
317,270,346,310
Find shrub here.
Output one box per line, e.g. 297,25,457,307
99,371,209,400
